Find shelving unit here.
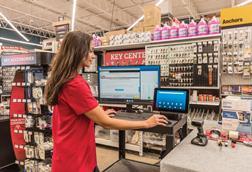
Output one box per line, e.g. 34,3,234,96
94,34,221,52
189,101,220,106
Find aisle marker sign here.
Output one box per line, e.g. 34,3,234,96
221,4,252,27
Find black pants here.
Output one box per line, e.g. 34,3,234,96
93,166,100,172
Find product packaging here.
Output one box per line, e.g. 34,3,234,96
153,25,162,41
161,24,170,40
188,19,197,36
178,21,188,38
170,22,178,39
197,18,209,35
208,16,220,34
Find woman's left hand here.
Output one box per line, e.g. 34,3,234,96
105,109,117,117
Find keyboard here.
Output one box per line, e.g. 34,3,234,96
113,111,153,120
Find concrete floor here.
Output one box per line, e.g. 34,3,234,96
96,145,160,171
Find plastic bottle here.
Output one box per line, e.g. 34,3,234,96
178,21,188,38
92,34,98,47
197,18,209,35
153,25,161,41
188,19,197,37
170,22,178,39
161,24,170,40
208,16,220,34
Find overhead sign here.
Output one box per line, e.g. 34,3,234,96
104,49,145,66
221,4,252,28
1,53,38,66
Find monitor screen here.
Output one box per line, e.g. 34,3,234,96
98,65,160,104
153,88,189,113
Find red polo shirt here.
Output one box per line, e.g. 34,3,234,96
52,74,99,172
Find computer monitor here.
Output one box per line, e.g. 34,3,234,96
153,88,189,114
98,65,160,106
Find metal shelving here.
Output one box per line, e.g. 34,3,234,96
189,101,220,106
94,34,221,52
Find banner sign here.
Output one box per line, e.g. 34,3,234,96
221,4,252,28
1,53,38,66
104,49,145,66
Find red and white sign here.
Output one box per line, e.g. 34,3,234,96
104,49,145,66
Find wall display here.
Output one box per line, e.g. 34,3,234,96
104,49,145,66
146,38,220,87
221,26,252,96
222,27,252,77
2,67,20,93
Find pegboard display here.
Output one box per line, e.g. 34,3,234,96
221,27,252,96
146,38,220,87
2,67,20,93
222,27,252,78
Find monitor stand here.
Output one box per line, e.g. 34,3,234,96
160,111,182,121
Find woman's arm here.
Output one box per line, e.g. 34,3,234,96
85,106,168,130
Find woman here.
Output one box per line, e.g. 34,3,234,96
45,31,168,172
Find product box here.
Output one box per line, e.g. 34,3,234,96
100,36,109,46
222,96,252,134
105,29,127,38
144,26,155,32
143,4,161,27
133,27,144,33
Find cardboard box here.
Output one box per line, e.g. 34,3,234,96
144,26,155,32
133,27,144,32
143,4,161,27
105,29,126,38
222,96,252,134
100,36,109,46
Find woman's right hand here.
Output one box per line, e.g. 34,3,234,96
145,114,169,128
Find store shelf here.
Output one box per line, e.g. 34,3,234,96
162,86,220,90
189,101,220,106
94,34,221,52
150,33,221,45
95,137,140,152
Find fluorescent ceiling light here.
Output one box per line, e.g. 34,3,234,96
155,0,165,6
127,0,165,31
0,37,42,47
0,12,29,42
236,0,252,6
71,0,77,31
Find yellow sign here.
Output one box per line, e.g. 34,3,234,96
221,4,252,27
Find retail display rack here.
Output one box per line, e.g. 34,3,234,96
1,52,54,171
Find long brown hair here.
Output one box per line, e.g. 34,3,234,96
45,31,92,105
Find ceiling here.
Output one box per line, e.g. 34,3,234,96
0,0,249,38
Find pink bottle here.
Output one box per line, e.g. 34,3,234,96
197,18,209,35
170,22,178,39
188,19,197,37
178,21,188,38
153,25,162,41
161,24,170,40
92,34,97,47
208,16,220,34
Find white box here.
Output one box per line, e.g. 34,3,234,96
222,96,252,134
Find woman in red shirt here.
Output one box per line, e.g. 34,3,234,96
45,31,168,172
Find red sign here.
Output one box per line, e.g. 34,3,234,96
104,49,145,66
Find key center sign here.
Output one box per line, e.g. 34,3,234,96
104,49,145,66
